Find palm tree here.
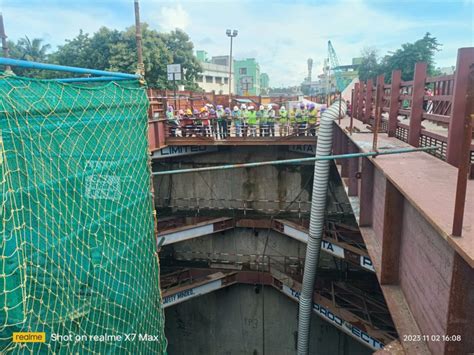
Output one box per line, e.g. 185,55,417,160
17,36,51,62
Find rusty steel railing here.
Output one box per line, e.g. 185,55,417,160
351,48,474,168
351,47,474,237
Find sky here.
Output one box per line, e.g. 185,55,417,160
1,0,473,87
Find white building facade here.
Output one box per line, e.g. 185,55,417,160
195,62,234,94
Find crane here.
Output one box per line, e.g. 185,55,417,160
327,40,346,93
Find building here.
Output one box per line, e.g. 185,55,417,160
438,66,455,75
195,50,234,94
234,58,262,96
195,51,269,96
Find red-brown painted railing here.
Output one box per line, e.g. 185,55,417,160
351,47,474,237
351,47,474,172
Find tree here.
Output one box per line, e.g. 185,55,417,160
161,29,202,90
358,47,380,82
6,37,51,77
50,25,202,88
380,33,441,81
51,30,94,69
15,36,51,62
108,24,172,88
356,33,442,83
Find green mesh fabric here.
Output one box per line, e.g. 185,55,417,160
0,75,167,354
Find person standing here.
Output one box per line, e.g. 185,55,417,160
257,105,265,137
215,105,225,139
278,105,288,136
232,106,242,137
200,106,210,137
307,103,318,136
247,106,258,137
166,105,179,137
295,103,306,136
192,108,200,136
289,105,297,135
181,109,193,137
240,104,249,137
219,106,230,139
209,108,217,138
267,104,276,137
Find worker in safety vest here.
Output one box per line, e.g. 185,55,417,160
289,106,296,134
216,105,227,139
295,102,306,136
267,104,276,137
200,106,210,137
232,106,242,137
278,106,288,136
240,104,249,137
247,106,258,137
209,108,217,138
166,105,179,137
191,108,200,136
224,107,231,137
257,105,265,137
307,103,318,136
181,108,193,137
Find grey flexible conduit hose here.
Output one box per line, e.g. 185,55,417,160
297,99,347,355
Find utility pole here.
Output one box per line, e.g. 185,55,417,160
134,0,145,79
0,13,12,73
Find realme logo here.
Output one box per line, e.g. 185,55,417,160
13,332,46,343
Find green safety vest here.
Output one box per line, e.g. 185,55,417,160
295,108,306,123
247,111,257,125
279,111,288,123
242,110,249,122
308,109,318,124
267,110,276,123
289,110,296,123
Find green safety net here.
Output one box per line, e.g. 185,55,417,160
0,74,167,354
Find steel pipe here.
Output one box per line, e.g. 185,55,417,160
56,76,131,83
0,57,139,79
152,146,438,176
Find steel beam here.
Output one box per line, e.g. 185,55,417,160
157,217,233,246
273,219,375,272
161,267,394,351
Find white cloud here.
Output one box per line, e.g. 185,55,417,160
156,4,190,32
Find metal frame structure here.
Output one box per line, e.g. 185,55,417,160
159,266,396,351
156,216,375,273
